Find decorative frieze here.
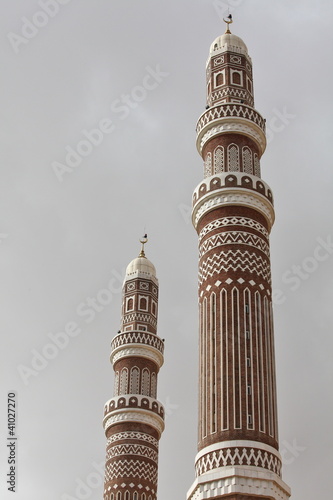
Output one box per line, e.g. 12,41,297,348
199,249,271,284
104,395,164,419
195,443,282,476
192,188,275,231
106,431,159,449
106,444,158,462
111,331,164,353
192,173,274,206
210,87,254,107
197,104,266,137
105,459,158,485
103,409,165,437
199,230,270,258
199,215,269,241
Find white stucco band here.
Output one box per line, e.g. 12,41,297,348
196,116,267,157
195,439,282,464
110,344,164,368
103,407,165,437
187,465,291,500
192,187,275,231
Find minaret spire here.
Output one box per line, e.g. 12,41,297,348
139,233,148,257
223,13,233,33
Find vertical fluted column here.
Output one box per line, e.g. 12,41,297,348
103,244,165,500
187,23,291,500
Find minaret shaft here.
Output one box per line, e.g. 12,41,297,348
197,205,278,451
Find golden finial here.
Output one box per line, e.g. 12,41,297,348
223,14,233,34
139,233,148,257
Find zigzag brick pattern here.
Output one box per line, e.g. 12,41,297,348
106,444,158,462
199,216,269,240
196,104,265,135
195,446,282,476
199,231,270,258
199,249,271,284
106,431,159,448
105,459,158,484
111,331,164,353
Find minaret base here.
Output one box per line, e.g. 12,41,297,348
187,466,291,500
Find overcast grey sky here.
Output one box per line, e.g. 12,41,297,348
1,1,332,499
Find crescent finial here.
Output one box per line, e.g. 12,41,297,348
139,233,148,257
223,14,233,34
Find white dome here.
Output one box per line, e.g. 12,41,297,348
125,256,156,279
209,32,248,57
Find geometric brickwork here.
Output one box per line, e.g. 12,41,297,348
199,249,271,284
106,431,159,449
199,231,270,258
199,216,269,240
195,445,282,477
111,331,164,353
105,459,158,484
106,444,159,462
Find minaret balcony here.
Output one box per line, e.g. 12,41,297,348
104,394,165,418
110,330,164,368
103,394,165,437
196,103,266,156
192,172,275,231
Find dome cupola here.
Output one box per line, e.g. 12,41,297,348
125,235,157,281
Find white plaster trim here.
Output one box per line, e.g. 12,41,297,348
206,47,252,65
192,187,275,231
110,344,164,368
192,172,273,202
195,439,282,463
123,271,158,286
103,407,165,436
187,465,291,500
104,394,164,413
196,117,266,157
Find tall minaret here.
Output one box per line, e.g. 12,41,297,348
103,237,165,500
187,18,291,500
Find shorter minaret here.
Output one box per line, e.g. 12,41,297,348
103,237,165,500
